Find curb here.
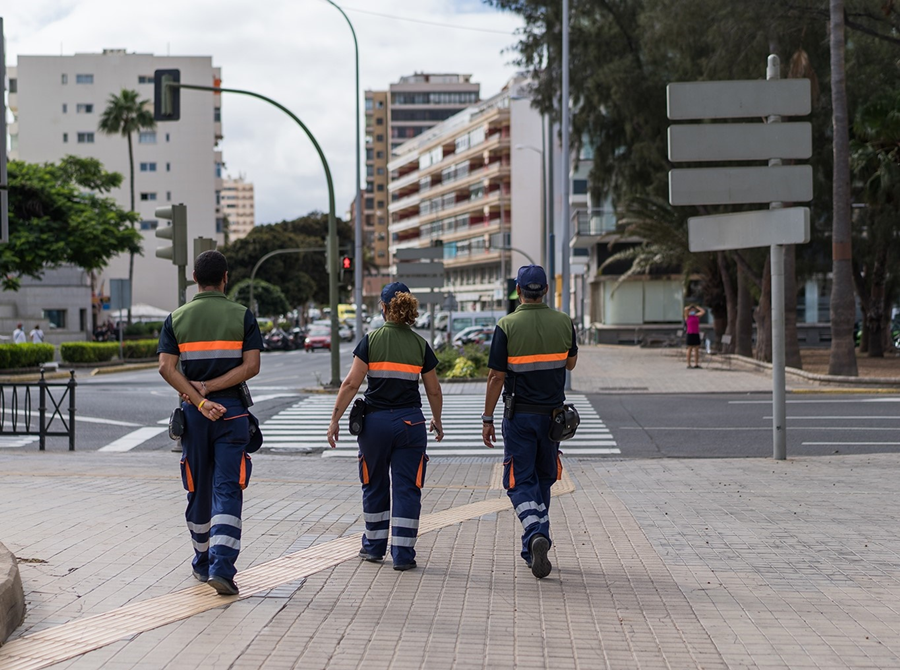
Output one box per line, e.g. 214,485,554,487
727,354,900,388
0,542,25,645
89,363,159,376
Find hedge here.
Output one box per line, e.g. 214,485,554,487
60,342,119,364
122,339,159,359
0,343,56,369
124,321,164,338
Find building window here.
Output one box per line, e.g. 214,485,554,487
167,191,172,201
62,103,67,114
8,78,17,93
376,184,384,192
376,117,384,126
61,74,68,84
216,218,225,233
376,151,384,159
140,220,158,230
365,198,374,209
376,100,384,109
77,132,95,143
76,103,94,113
80,309,87,332
138,75,153,84
376,167,385,175
43,309,67,329
377,200,385,209
215,162,223,178
366,181,374,193
377,217,385,226
375,134,384,142
138,131,157,144
166,133,170,142
572,179,588,195
366,148,374,160
140,192,157,201
365,98,373,111
166,162,171,172
214,107,221,122
366,165,374,177
75,74,93,84
62,133,68,143
139,162,157,172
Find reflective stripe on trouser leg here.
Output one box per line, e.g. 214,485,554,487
501,412,557,562
390,408,428,565
357,411,394,558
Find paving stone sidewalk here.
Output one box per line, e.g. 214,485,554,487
1,447,899,669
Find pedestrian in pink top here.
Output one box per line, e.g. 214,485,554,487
683,304,706,369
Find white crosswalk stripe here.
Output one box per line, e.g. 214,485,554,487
258,394,620,458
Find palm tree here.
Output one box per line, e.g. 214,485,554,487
828,0,859,376
98,89,156,325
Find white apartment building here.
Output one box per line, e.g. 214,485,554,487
387,76,543,311
8,49,223,311
221,175,255,242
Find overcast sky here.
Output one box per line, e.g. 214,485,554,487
4,1,525,225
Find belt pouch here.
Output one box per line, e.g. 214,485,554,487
349,398,366,435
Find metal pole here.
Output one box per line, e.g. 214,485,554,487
38,369,46,451
178,266,188,307
767,54,787,460
540,119,548,276
323,1,364,342
249,247,327,316
0,17,8,243
561,0,572,391
175,82,342,386
68,370,76,451
547,115,555,309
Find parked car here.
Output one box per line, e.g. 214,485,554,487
304,326,331,352
368,315,385,331
415,312,431,329
263,327,296,351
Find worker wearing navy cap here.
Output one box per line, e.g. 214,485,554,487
327,282,444,571
481,265,578,579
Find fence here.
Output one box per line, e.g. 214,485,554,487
0,369,77,450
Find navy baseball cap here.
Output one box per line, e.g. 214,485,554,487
516,265,548,291
381,281,410,304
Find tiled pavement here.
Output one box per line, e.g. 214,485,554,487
1,449,900,668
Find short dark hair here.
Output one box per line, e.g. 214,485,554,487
194,251,228,287
521,288,544,301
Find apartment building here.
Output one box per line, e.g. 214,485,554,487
387,76,543,311
8,50,223,311
221,175,255,242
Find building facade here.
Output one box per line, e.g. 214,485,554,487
8,50,223,312
387,76,543,311
221,175,255,242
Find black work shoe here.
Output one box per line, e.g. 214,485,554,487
358,550,383,563
192,570,208,583
529,535,552,579
393,560,417,571
207,575,239,596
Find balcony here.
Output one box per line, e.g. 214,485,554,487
390,215,421,234
390,191,423,216
570,208,619,248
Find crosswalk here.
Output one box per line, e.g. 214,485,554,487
259,394,620,458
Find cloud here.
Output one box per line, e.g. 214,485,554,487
5,0,524,224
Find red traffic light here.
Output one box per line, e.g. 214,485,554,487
341,256,353,270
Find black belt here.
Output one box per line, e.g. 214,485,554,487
364,403,419,415
514,402,556,416
207,386,241,400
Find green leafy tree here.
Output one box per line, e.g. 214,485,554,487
5,156,142,296
98,89,156,325
221,211,354,308
227,279,291,317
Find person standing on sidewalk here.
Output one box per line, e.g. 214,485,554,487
158,250,263,596
327,282,444,572
684,304,706,369
12,323,26,344
29,324,45,344
482,265,578,579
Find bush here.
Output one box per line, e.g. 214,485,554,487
60,342,119,363
124,321,164,338
435,346,459,376
122,339,158,359
445,356,477,379
461,343,489,371
0,343,56,369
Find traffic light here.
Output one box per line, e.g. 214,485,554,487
154,69,181,121
193,236,217,259
155,204,188,266
341,256,353,272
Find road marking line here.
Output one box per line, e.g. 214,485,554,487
76,416,142,427
0,465,576,670
730,398,900,404
763,415,900,420
99,427,168,452
801,442,900,446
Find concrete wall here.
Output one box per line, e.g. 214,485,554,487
0,267,91,345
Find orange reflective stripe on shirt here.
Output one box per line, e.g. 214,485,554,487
507,352,569,365
178,340,244,353
368,361,423,374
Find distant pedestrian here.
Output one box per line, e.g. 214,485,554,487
157,251,263,596
12,323,26,345
482,265,578,579
29,325,44,344
684,304,707,369
327,282,444,572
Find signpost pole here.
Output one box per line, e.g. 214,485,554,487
767,54,787,460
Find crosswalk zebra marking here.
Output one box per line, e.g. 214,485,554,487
257,394,620,457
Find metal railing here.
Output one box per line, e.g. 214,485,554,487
0,369,77,450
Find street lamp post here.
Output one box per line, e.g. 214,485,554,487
561,0,572,392
323,0,364,343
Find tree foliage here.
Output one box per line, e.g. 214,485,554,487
4,156,142,291
221,211,354,308
227,278,292,317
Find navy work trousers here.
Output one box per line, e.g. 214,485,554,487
357,406,429,566
501,411,560,563
180,397,252,581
